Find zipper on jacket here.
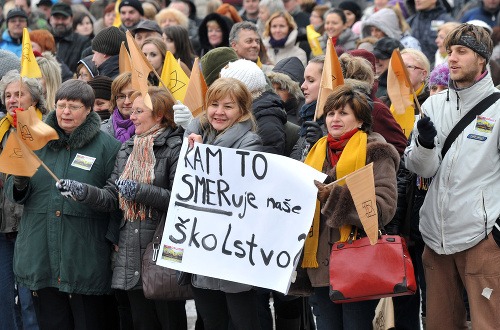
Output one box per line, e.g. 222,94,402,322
482,192,488,240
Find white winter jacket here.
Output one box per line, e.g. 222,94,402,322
404,72,500,255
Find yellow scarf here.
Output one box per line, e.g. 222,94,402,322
0,108,43,144
302,131,367,268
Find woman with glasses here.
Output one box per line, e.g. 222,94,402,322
399,48,430,109
101,72,136,143
5,79,121,329
49,86,187,329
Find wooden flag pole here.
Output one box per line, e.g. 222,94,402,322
21,139,60,182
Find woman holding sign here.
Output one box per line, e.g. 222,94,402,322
185,77,263,330
301,85,399,329
50,86,188,329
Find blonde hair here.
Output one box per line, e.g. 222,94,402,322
263,11,297,38
401,48,430,75
339,53,375,87
438,22,461,35
36,52,62,109
155,8,189,29
200,78,256,132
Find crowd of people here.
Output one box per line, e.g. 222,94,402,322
0,0,500,329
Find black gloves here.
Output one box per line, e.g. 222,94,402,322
417,117,437,149
304,121,324,145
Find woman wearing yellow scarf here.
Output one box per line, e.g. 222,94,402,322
301,85,400,329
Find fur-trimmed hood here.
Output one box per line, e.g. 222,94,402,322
46,110,102,150
267,71,304,100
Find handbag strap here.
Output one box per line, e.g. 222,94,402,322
153,213,167,240
441,92,500,158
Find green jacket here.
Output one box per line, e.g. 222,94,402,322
6,111,121,295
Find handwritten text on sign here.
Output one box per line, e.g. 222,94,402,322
157,139,326,293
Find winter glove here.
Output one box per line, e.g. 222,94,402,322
56,179,87,200
13,176,29,191
116,179,138,201
304,121,324,145
173,101,193,129
417,116,437,149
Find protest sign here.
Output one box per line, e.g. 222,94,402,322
157,139,326,294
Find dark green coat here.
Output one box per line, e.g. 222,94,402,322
6,111,121,295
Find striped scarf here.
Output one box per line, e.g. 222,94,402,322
119,124,164,221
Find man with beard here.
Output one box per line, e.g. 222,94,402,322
118,0,144,32
405,23,500,330
49,2,91,74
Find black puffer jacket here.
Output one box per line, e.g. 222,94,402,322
253,90,287,155
81,126,183,290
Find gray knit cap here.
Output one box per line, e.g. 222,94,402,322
0,50,20,79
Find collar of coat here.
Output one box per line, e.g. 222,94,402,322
46,110,102,150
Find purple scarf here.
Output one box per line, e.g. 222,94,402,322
112,108,135,143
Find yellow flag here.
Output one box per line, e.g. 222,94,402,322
16,106,58,151
21,28,42,78
125,31,153,108
387,49,415,138
307,25,323,57
119,42,132,74
0,133,41,176
344,163,378,245
113,0,122,27
183,58,207,118
160,51,189,101
315,38,344,120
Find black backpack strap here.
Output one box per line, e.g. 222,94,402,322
441,93,500,158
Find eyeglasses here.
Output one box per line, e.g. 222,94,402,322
130,108,145,116
115,93,134,101
406,65,425,71
55,103,85,111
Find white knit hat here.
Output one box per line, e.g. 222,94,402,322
220,59,267,94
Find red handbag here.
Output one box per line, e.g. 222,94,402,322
329,234,416,303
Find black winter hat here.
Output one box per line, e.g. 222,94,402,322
6,8,28,22
92,27,126,56
51,2,72,17
373,37,404,60
272,57,305,86
88,75,113,100
338,1,362,22
119,0,144,16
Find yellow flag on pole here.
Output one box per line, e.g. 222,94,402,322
314,38,344,120
113,0,122,27
387,49,415,138
125,31,153,109
21,28,42,78
183,58,207,117
344,163,379,245
16,106,58,150
119,42,131,74
0,133,41,176
160,51,189,101
307,25,323,57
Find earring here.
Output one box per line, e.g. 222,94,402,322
358,125,362,128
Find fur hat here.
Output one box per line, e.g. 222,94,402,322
0,50,20,79
119,0,144,16
200,47,239,86
220,59,267,95
267,57,304,100
88,75,113,100
92,27,126,56
428,62,449,87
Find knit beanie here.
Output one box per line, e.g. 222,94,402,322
220,59,267,94
0,50,20,78
200,47,239,86
338,1,362,22
88,75,113,100
428,63,449,87
119,0,144,16
92,27,127,56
